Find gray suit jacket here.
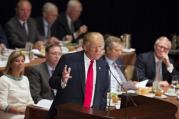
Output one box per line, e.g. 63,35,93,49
27,62,54,104
5,16,41,48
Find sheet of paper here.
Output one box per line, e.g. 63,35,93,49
136,80,148,88
34,99,53,109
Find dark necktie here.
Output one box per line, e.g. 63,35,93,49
51,70,54,77
83,60,94,108
70,22,75,33
47,24,51,38
22,22,28,36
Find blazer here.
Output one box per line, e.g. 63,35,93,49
35,17,46,37
48,51,110,119
5,16,41,48
136,51,178,86
27,62,54,104
51,12,82,42
0,24,9,47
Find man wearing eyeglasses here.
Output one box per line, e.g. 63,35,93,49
136,36,178,86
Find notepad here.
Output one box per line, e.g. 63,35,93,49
34,99,53,109
136,80,148,88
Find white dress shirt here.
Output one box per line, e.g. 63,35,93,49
105,57,126,93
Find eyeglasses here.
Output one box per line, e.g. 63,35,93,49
157,45,170,52
49,52,62,56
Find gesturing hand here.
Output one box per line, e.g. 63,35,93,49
62,65,72,83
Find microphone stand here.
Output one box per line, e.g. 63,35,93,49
106,64,137,118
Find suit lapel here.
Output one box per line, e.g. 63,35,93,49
93,60,102,102
15,17,28,40
151,52,156,78
43,62,51,78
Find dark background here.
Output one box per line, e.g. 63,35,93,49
0,0,179,54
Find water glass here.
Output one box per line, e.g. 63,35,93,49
25,42,33,51
172,75,179,88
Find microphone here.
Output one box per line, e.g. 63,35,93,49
106,64,137,108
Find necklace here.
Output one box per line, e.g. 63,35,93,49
5,74,23,81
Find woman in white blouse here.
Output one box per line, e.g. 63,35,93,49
0,51,34,119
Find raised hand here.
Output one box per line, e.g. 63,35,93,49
62,65,72,83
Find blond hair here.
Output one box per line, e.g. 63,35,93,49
4,51,25,76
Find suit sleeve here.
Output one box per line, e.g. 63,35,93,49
135,54,154,86
5,23,25,48
27,67,43,104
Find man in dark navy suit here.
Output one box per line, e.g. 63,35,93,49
136,36,178,86
48,32,109,119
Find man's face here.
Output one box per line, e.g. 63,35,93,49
154,40,170,59
16,1,31,21
45,11,58,25
83,36,104,60
106,42,123,60
46,46,62,66
68,5,82,22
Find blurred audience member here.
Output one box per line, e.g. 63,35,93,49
51,0,87,43
35,2,59,45
27,44,62,103
104,35,136,93
136,36,178,86
33,40,45,52
5,0,42,49
0,51,34,119
0,25,9,48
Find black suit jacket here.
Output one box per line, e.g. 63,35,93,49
35,17,46,37
136,51,178,86
51,12,81,42
27,62,54,104
48,51,109,119
5,16,41,48
0,24,9,47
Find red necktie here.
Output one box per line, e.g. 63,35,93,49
83,60,94,108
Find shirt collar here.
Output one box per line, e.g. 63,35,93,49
154,54,162,63
43,18,49,27
18,19,27,25
105,56,115,65
46,62,55,71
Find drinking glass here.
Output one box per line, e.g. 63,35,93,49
25,42,33,51
172,75,179,88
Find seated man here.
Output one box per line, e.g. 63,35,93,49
136,36,178,86
5,0,42,49
51,0,87,43
104,35,136,93
35,2,60,45
27,44,62,103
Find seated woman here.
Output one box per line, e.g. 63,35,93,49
0,51,34,119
